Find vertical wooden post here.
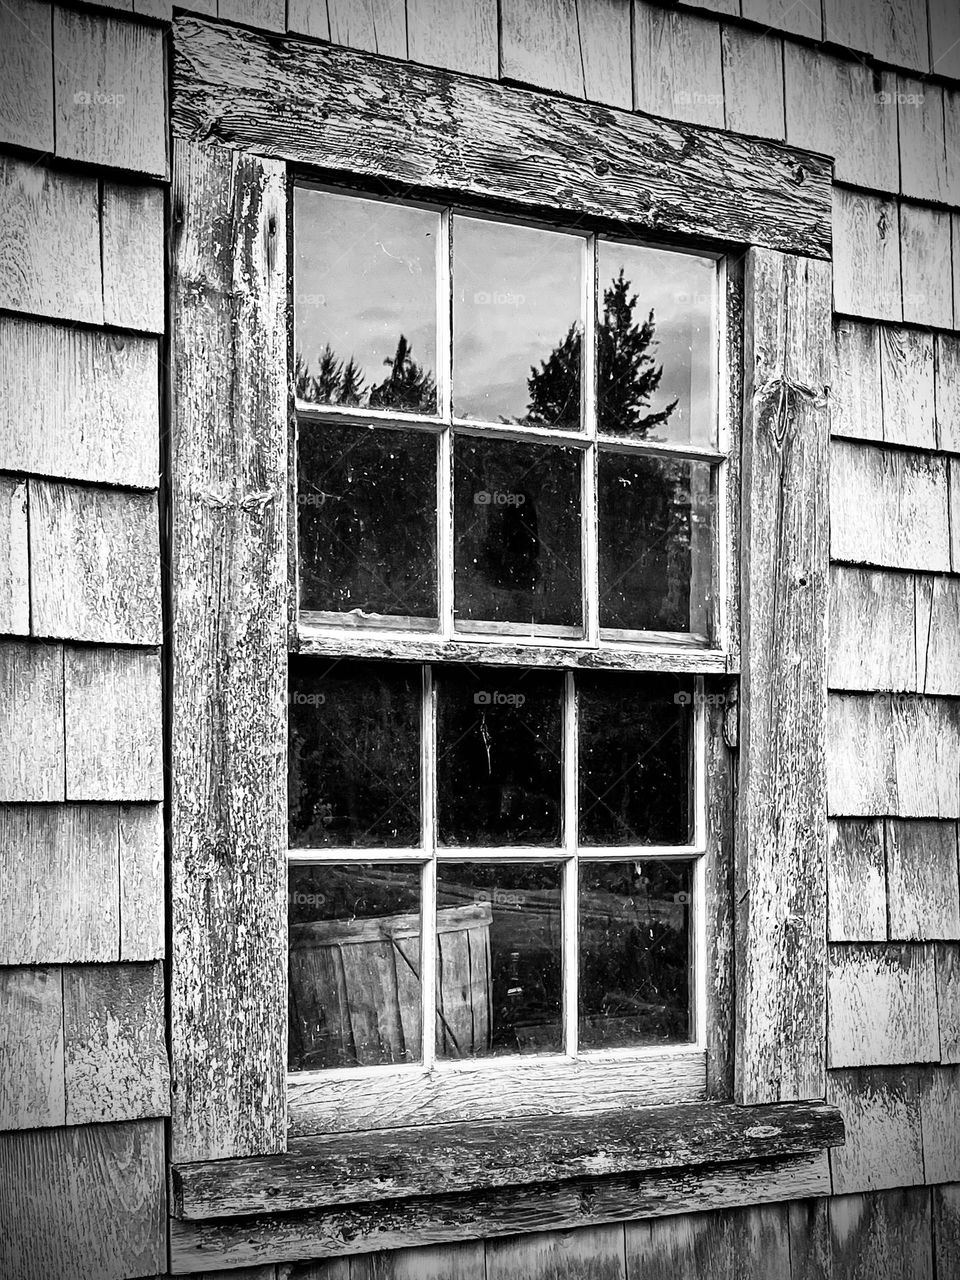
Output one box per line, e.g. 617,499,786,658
170,139,288,1160
736,248,831,1104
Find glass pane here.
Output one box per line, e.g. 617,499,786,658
436,863,563,1058
298,422,438,621
294,188,439,414
597,241,717,446
288,863,421,1070
436,666,563,846
288,659,421,847
598,451,714,636
578,672,694,845
454,437,583,632
579,860,693,1050
453,216,583,428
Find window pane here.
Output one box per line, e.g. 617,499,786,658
453,216,583,428
436,666,563,846
579,860,693,1049
288,659,421,847
454,437,583,632
436,863,563,1058
598,451,714,637
578,672,694,845
298,422,438,621
294,188,439,414
597,241,717,446
288,863,421,1070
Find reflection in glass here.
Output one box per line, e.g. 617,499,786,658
436,863,562,1057
578,672,693,846
454,438,582,631
288,659,421,848
596,241,716,446
579,860,693,1049
453,216,583,427
294,188,438,413
298,422,438,621
288,863,422,1070
436,666,563,846
598,451,714,636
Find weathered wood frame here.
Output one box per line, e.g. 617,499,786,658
169,12,832,1268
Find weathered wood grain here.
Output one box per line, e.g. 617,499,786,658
326,0,406,56
736,249,829,1104
63,962,169,1125
626,1202,793,1279
827,820,887,943
705,689,735,1099
169,1153,831,1272
488,1226,625,1280
120,803,165,960
0,640,64,802
830,441,950,573
102,183,166,333
0,316,159,488
0,1119,165,1280
29,482,162,644
886,820,960,941
348,1243,483,1280
827,694,895,816
500,0,586,99
937,944,960,1063
828,566,916,692
832,189,901,322
822,0,929,71
879,326,935,450
0,157,102,324
831,320,882,442
742,0,820,38
53,7,167,176
901,205,954,329
721,27,784,141
789,1198,832,1280
947,91,960,205
0,804,119,964
174,1102,843,1219
170,140,287,1162
952,457,960,572
287,0,330,38
0,967,65,1131
406,0,497,78
0,0,54,152
64,646,163,801
933,1185,960,1280
898,80,948,203
935,333,960,454
829,1188,933,1280
171,16,832,259
633,3,724,129
576,0,633,110
220,0,285,30
283,1261,347,1280
920,1066,960,1181
915,576,960,696
134,0,174,17
954,218,960,348
828,943,939,1068
826,1068,924,1193
931,0,960,77
0,477,29,636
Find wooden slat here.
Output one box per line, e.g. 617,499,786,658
487,1226,625,1280
920,1066,960,1181
0,804,120,964
736,249,829,1104
828,566,916,692
102,183,166,333
898,80,948,203
886,820,960,941
952,457,960,572
788,1198,832,1280
0,157,102,325
576,0,633,109
120,803,165,961
742,0,820,39
63,962,169,1125
721,28,784,141
931,0,960,76
827,943,939,1068
0,1119,165,1280
405,0,497,78
0,0,54,151
826,1068,924,1193
170,140,287,1162
134,0,174,17
326,0,406,57
500,0,586,99
827,819,887,943
935,333,960,454
705,689,736,1099
52,7,167,176
830,441,950,573
219,0,285,30
0,477,29,636
288,0,330,38
627,1203,793,1278
0,640,64,802
831,320,882,443
937,944,960,1064
901,205,954,329
954,219,960,345
0,967,65,1131
822,0,929,71
829,1188,933,1280
832,189,901,322
827,694,895,816
0,316,159,488
171,15,832,259
933,1185,960,1280
169,1153,831,1272
350,1243,483,1280
879,326,935,450
29,482,162,644
64,647,163,801
632,3,724,128
948,90,960,206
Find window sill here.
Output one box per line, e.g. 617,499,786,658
169,1101,843,1272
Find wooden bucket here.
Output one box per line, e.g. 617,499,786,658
289,903,492,1069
